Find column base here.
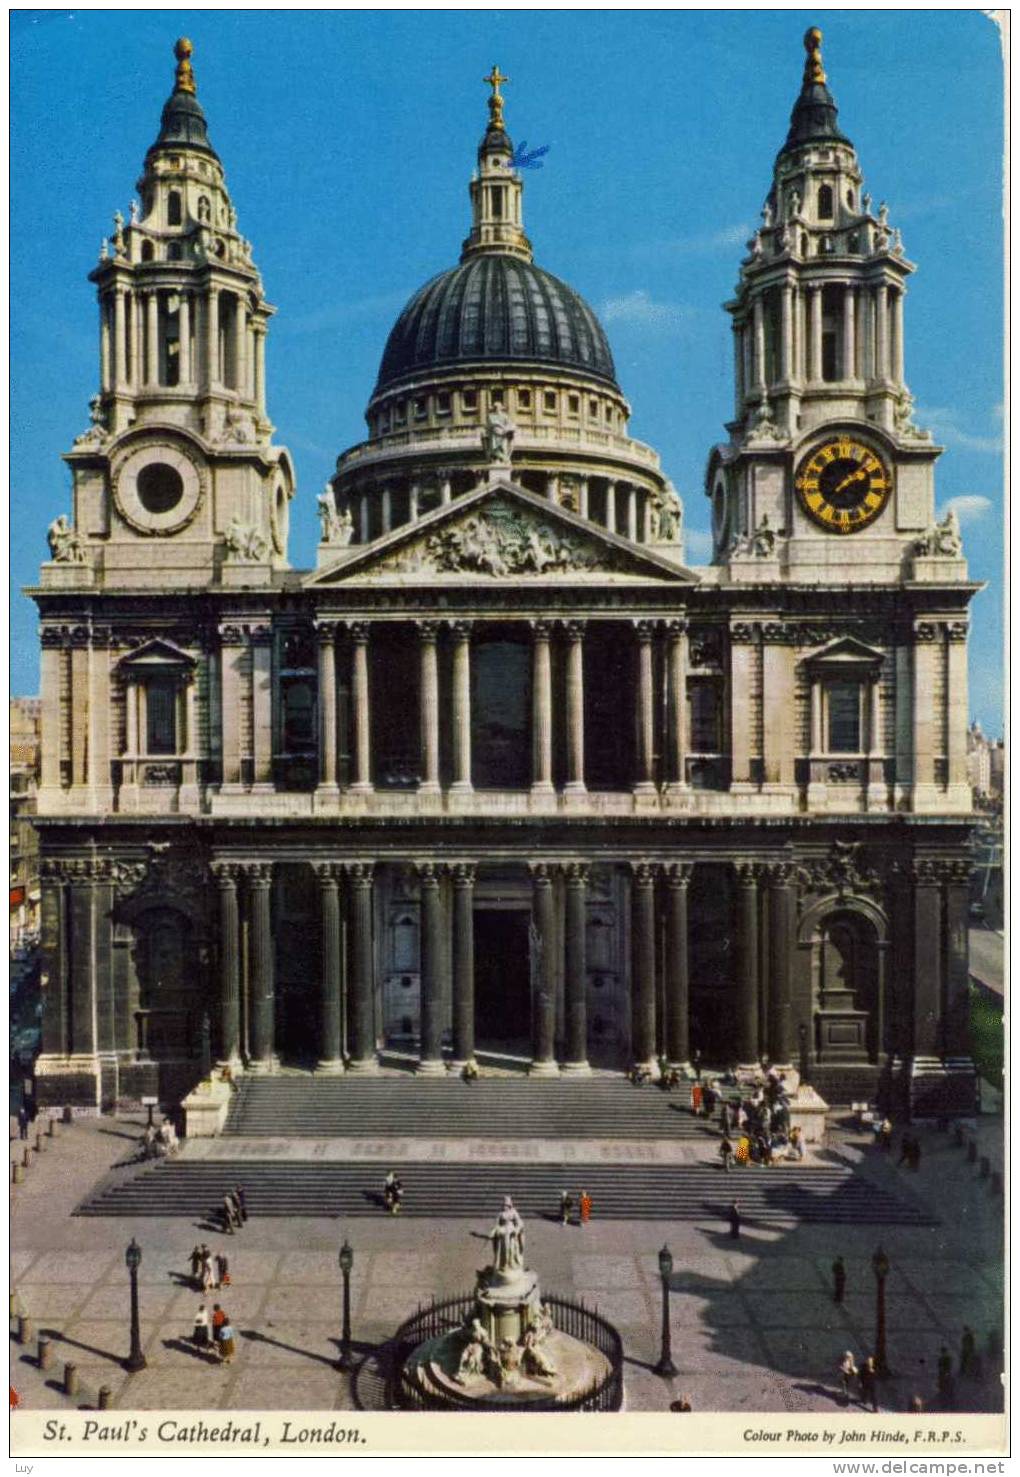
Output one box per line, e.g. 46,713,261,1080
661,783,693,809
417,782,441,796
449,781,474,795
346,1055,381,1075
528,1059,561,1078
666,1059,696,1079
562,783,588,809
246,1055,281,1075
315,1057,347,1075
866,784,890,813
529,783,556,807
632,783,658,810
560,1060,592,1076
314,784,341,811
346,782,375,795
632,1057,660,1080
415,1057,447,1077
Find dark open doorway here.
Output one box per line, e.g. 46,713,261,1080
474,908,532,1054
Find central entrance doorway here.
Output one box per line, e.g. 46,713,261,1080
474,908,532,1059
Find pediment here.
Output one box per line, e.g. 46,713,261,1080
116,638,196,672
804,636,884,668
306,478,698,586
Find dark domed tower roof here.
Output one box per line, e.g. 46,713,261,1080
779,26,851,156
374,255,619,396
145,37,220,163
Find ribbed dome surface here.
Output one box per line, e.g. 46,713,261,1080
374,255,619,395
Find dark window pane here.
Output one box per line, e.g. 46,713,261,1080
827,682,861,752
146,682,176,755
689,681,721,752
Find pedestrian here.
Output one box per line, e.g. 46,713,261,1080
218,1316,236,1366
383,1170,403,1215
937,1345,953,1407
692,1050,702,1083
211,1302,227,1354
908,1393,925,1413
233,1185,248,1222
691,1081,703,1117
16,1106,28,1141
189,1244,203,1288
669,1396,692,1411
559,1190,572,1225
192,1304,210,1349
703,1081,718,1119
719,1135,734,1172
832,1255,847,1304
201,1248,215,1295
878,1117,893,1152
215,1251,229,1290
839,1350,858,1405
221,1194,237,1235
727,1200,741,1239
578,1189,592,1226
859,1355,879,1412
897,1133,914,1168
910,1138,922,1172
142,1122,157,1160
788,1125,804,1161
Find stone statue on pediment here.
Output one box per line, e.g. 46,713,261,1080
482,408,516,466
317,483,353,544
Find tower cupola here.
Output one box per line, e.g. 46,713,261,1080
461,66,532,263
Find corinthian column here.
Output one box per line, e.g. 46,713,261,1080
663,862,692,1068
562,863,591,1074
345,862,378,1071
450,621,473,793
665,619,689,795
564,620,586,797
630,863,658,1074
416,862,447,1075
314,863,345,1072
634,620,656,798
450,863,476,1068
212,863,242,1065
316,622,339,795
809,286,823,383
529,863,559,1076
247,864,276,1070
735,863,760,1063
349,623,372,792
530,620,554,798
418,621,440,794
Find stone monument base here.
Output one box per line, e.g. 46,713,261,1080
405,1328,610,1407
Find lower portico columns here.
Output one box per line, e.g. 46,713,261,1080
349,624,373,793
634,621,656,797
564,620,587,798
562,863,591,1073
451,864,476,1068
416,863,447,1074
630,863,658,1075
765,863,795,1065
418,621,441,794
530,621,554,797
212,862,242,1065
735,863,760,1063
246,864,277,1070
450,621,473,793
314,863,345,1072
663,863,692,1069
529,863,559,1076
345,862,378,1071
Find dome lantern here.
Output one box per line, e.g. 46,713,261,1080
461,65,532,264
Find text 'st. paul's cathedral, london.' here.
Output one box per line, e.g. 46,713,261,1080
31,32,978,1117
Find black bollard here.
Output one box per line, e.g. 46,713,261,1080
62,1106,73,1124
18,1314,33,1345
63,1362,78,1397
37,1335,53,1371
98,1386,112,1409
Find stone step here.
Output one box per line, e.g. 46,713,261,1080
74,1161,937,1225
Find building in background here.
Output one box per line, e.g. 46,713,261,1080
28,32,978,1116
967,721,1004,813
10,696,42,952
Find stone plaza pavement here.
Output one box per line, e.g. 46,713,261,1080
9,1110,1004,1416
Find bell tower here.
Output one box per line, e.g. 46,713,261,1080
706,28,955,585
55,38,294,589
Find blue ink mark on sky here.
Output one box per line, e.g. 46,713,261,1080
504,141,550,171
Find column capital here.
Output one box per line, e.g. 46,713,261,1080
450,619,473,640
760,860,797,887
414,860,443,888
663,861,693,890
210,860,244,888
345,860,375,887
349,622,371,645
633,619,657,642
416,619,440,642
242,861,274,891
311,861,343,885
451,862,477,888
315,620,339,644
529,618,554,639
562,861,590,887
529,861,555,886
630,861,657,888
734,860,761,889
664,618,689,640
563,618,587,640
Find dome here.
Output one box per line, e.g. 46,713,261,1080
373,255,620,397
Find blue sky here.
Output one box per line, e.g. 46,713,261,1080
10,9,1005,728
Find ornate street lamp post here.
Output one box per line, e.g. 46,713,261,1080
338,1239,354,1372
124,1239,147,1373
654,1244,677,1378
872,1246,891,1376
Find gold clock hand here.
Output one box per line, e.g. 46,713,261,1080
833,468,866,497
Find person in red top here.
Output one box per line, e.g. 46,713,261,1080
691,1082,704,1117
211,1303,228,1358
578,1190,592,1225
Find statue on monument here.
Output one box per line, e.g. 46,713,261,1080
489,1196,525,1272
482,407,516,467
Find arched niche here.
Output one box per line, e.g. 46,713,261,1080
798,894,889,1064
116,895,204,1062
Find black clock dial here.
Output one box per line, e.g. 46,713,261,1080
795,438,892,534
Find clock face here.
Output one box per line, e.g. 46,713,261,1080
795,438,892,534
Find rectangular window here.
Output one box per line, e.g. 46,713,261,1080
543,391,556,411
822,330,838,382
413,398,427,419
491,389,504,408
517,389,531,408
589,399,598,416
568,394,580,415
462,389,477,410
689,681,722,752
146,681,176,756
436,392,451,415
827,681,861,752
394,401,406,424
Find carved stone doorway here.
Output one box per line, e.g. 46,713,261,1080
474,907,532,1057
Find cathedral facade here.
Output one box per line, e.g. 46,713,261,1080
30,33,977,1115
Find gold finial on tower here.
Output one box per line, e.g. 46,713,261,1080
803,27,826,85
483,64,509,127
174,36,196,95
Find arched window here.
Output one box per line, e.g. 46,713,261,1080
167,190,182,226
846,187,855,210
167,242,182,261
141,239,155,262
817,184,834,220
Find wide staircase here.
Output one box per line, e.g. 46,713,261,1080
222,1075,726,1139
74,1158,935,1224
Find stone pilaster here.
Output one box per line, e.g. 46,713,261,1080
211,862,242,1065
349,623,373,793
345,862,378,1071
663,862,692,1069
564,620,586,800
729,624,755,790
313,862,345,1072
630,862,658,1074
633,621,657,800
529,863,559,1076
450,621,473,793
315,621,339,796
530,620,554,799
218,624,245,789
562,862,591,1074
250,624,274,789
450,863,476,1068
417,621,441,795
664,619,690,799
416,862,447,1075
